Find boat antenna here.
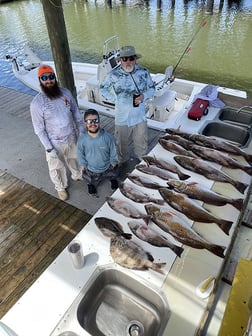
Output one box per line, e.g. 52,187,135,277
172,18,207,76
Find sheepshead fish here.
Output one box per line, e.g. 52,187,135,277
110,236,166,274
174,155,248,194
167,179,244,211
189,133,252,165
189,144,252,175
158,188,233,235
158,138,197,158
128,220,184,257
143,155,190,180
106,197,151,223
127,174,163,189
136,164,175,180
95,217,132,239
119,182,165,205
145,204,226,258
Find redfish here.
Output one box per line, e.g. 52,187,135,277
119,182,164,205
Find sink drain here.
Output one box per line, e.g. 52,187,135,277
126,320,144,336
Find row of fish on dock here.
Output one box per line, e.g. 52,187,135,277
94,128,252,275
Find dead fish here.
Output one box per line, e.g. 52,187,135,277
174,155,248,194
119,182,165,205
189,133,252,165
127,174,163,189
189,144,252,176
145,204,226,258
167,179,244,211
158,188,233,235
106,196,151,223
95,217,132,239
165,127,192,140
158,138,197,157
136,163,175,180
143,155,190,180
110,236,166,274
161,133,195,150
128,220,184,257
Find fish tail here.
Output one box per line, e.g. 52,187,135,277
152,262,166,275
154,199,165,205
244,166,252,176
178,172,191,180
143,215,152,224
208,244,226,258
122,233,133,240
233,180,248,194
173,245,184,258
244,153,252,165
231,198,244,211
217,219,233,235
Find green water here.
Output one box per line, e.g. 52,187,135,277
1,0,252,98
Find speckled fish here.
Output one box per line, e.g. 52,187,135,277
158,188,233,235
110,236,166,274
161,134,195,149
158,138,197,158
136,164,175,180
174,155,248,194
143,155,190,180
189,133,252,165
166,179,244,211
106,196,151,223
189,144,252,175
128,220,184,257
95,217,132,239
127,174,163,189
119,182,165,205
145,204,226,258
165,128,192,140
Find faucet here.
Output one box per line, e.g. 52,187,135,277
236,105,252,114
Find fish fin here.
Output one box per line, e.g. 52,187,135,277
234,181,248,194
178,172,191,180
244,166,252,176
152,262,166,275
244,153,252,165
218,219,233,235
209,244,226,258
143,215,152,224
232,198,244,211
173,245,184,258
146,251,154,262
122,233,133,240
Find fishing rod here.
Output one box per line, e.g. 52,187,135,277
172,18,207,76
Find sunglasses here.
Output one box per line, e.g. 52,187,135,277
40,74,56,81
121,56,136,62
85,118,100,125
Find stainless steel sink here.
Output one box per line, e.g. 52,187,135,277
50,265,170,336
218,107,252,128
200,121,251,147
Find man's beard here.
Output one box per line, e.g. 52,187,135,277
87,126,100,134
123,64,135,73
40,80,61,99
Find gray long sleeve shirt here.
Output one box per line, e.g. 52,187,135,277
30,87,84,150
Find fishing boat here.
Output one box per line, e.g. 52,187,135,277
6,35,247,131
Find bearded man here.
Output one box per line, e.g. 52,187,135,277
100,46,155,165
77,109,119,195
30,64,84,201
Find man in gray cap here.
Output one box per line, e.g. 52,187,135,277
100,45,155,166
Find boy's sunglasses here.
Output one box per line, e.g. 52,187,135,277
85,118,100,125
40,74,56,81
121,56,136,62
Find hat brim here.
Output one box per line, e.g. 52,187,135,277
116,53,142,60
